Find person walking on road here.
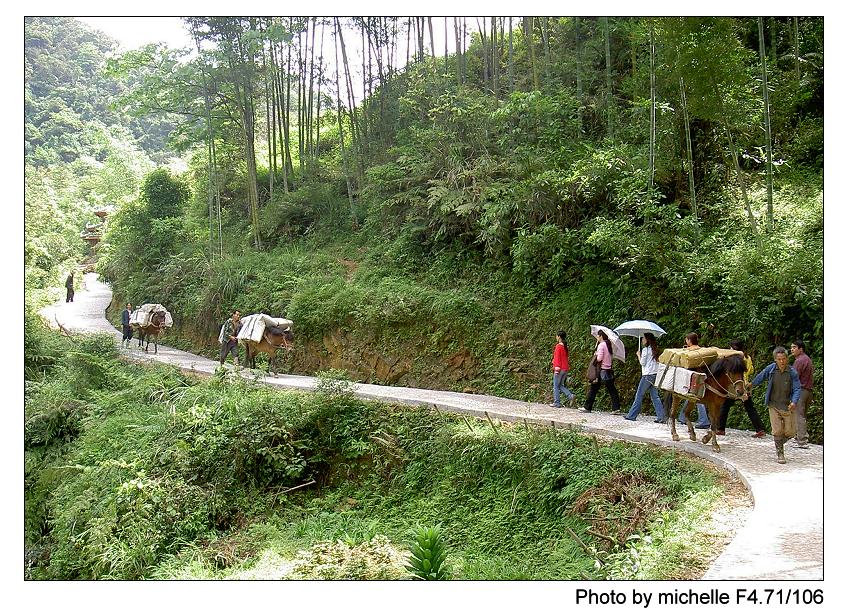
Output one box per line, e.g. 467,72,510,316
624,332,666,422
672,333,711,428
219,310,242,366
65,273,75,303
716,340,767,438
121,303,134,348
551,331,576,408
790,340,814,449
581,329,622,413
750,346,801,464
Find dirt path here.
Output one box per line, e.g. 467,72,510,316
42,273,823,580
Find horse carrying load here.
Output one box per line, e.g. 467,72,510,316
653,347,747,452
129,303,173,354
236,313,294,373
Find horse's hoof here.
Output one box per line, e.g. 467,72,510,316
689,434,697,442
672,435,680,442
712,445,721,453
702,433,712,444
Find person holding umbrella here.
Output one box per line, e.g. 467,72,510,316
623,332,666,422
613,320,667,422
580,328,622,413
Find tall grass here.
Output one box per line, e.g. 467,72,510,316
25,329,731,580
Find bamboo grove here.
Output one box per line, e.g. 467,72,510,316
106,17,822,257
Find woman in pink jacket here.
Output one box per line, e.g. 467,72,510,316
580,329,622,413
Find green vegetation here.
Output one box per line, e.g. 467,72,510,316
26,18,824,440
25,16,823,580
406,525,451,580
25,322,734,580
71,17,823,440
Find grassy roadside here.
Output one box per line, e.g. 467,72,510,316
25,318,750,580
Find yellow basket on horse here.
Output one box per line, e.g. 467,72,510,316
658,347,743,370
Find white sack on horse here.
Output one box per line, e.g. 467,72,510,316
130,303,173,328
130,303,157,326
237,313,293,344
654,363,707,400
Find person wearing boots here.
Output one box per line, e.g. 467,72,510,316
750,346,801,464
121,303,134,348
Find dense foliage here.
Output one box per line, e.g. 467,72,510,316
81,17,824,442
25,322,731,580
24,18,171,301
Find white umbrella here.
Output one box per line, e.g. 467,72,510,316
590,325,626,362
613,320,667,338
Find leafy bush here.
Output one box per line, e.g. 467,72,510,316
24,306,64,381
288,535,409,580
316,369,355,398
172,381,309,491
493,90,580,151
142,167,190,219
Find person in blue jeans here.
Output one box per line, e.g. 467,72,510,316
551,330,576,407
624,332,666,422
679,401,711,428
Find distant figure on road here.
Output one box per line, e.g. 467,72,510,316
65,273,75,302
219,310,242,366
750,346,801,464
551,330,575,408
121,303,134,348
790,340,814,449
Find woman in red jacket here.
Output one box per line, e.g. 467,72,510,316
552,331,576,408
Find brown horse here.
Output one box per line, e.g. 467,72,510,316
245,326,294,373
668,355,748,453
134,310,167,354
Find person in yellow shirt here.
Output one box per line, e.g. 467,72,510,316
717,340,767,438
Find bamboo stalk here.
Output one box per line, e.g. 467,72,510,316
484,411,499,435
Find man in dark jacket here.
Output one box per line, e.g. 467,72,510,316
219,310,242,366
790,340,814,449
751,346,801,464
121,303,134,348
65,273,75,302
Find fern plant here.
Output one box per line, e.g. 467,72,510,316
405,525,450,580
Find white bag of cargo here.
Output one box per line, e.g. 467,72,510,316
654,363,706,400
237,313,293,344
130,303,173,328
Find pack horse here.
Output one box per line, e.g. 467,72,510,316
130,304,174,354
655,348,748,452
237,313,294,374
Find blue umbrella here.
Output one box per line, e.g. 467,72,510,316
613,320,667,338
